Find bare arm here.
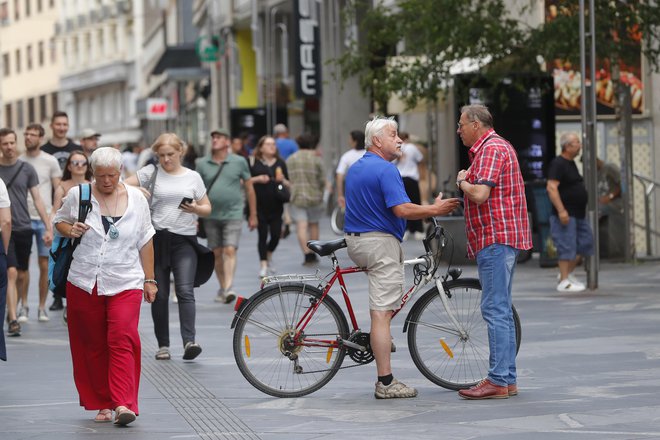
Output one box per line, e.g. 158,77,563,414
456,169,491,205
139,238,157,304
546,179,569,225
180,194,212,218
391,193,460,220
0,207,11,252
30,186,53,246
244,178,258,230
336,173,346,208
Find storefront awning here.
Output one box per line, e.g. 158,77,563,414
151,44,201,76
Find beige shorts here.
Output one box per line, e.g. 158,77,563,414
345,232,404,311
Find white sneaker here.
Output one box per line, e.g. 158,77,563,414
557,278,586,292
259,266,268,278
38,309,49,322
556,273,585,289
17,306,29,323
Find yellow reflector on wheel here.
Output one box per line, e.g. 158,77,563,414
245,335,251,357
440,339,454,358
326,347,334,363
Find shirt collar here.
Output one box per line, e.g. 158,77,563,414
468,128,495,162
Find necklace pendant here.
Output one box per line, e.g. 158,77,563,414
109,224,119,239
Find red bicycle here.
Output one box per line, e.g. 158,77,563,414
231,218,521,397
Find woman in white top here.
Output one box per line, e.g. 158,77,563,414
53,147,156,425
125,133,211,362
0,178,11,362
335,130,366,209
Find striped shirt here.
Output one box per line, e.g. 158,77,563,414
136,165,206,235
464,129,532,258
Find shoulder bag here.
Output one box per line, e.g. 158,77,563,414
197,161,226,238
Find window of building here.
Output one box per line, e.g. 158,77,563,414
2,53,9,76
51,92,58,114
24,0,29,17
14,48,20,73
38,41,44,66
0,2,9,25
49,37,56,63
16,99,24,128
4,103,11,128
27,97,35,123
84,33,91,63
36,0,40,13
26,44,32,70
48,0,52,7
97,29,104,58
39,94,46,121
13,0,18,21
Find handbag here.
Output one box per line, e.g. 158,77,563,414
198,161,227,238
48,184,93,297
268,163,290,203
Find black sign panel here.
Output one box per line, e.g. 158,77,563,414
293,0,321,98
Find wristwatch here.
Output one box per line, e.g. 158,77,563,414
456,179,465,189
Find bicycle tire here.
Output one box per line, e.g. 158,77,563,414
233,282,350,397
406,279,522,391
330,206,345,236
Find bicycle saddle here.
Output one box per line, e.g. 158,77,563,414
307,239,347,256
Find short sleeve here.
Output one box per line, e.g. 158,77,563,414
26,163,40,189
547,158,563,181
239,159,251,181
136,164,156,187
192,171,207,201
380,164,410,208
135,192,156,250
50,157,63,179
336,154,349,175
52,185,79,225
0,179,10,208
469,145,506,188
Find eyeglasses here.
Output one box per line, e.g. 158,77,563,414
457,121,475,129
71,160,88,167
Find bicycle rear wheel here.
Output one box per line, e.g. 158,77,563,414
233,283,349,397
330,206,345,235
407,279,521,391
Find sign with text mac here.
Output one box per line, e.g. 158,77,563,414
294,0,321,98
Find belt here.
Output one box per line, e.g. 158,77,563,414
345,232,361,236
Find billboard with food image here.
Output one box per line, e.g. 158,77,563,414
546,1,644,116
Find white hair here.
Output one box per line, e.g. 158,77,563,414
90,147,122,171
364,116,398,149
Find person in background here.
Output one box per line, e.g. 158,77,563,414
121,145,140,178
41,111,81,171
0,178,11,361
53,147,156,426
250,135,290,278
231,136,249,159
79,129,101,157
0,128,53,337
335,130,366,210
596,157,624,259
546,132,594,292
195,128,257,304
286,133,325,266
273,124,297,238
126,133,211,361
456,104,532,399
396,132,425,240
20,123,62,323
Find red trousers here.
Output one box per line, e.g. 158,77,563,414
66,282,143,414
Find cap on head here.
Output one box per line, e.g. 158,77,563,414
210,127,230,138
80,128,101,139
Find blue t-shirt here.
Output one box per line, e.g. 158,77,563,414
344,152,410,241
276,138,299,160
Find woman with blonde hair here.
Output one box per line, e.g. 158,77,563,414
125,133,211,361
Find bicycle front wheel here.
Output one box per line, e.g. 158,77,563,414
407,279,521,390
233,283,350,397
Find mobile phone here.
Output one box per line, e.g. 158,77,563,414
179,197,193,209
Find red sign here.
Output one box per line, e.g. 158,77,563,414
147,98,169,120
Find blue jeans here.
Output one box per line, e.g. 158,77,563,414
476,244,519,386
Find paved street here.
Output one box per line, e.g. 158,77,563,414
2,216,660,439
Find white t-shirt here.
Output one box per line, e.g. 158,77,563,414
136,165,207,235
397,142,423,180
336,149,366,175
21,152,62,219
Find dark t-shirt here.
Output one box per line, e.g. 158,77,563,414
250,158,289,215
547,156,588,218
41,140,81,171
0,160,40,231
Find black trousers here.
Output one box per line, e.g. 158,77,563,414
257,210,283,261
403,177,423,233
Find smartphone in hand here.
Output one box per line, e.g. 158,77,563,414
179,197,193,209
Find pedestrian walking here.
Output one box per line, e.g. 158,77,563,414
0,128,53,337
41,111,81,171
286,132,325,266
335,130,366,210
53,147,156,425
196,128,257,304
273,124,298,238
0,178,11,361
78,128,101,157
250,135,290,278
455,104,532,399
19,123,62,323
126,133,212,361
344,116,459,399
546,132,594,292
396,132,425,240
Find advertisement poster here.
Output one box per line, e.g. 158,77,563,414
546,1,643,116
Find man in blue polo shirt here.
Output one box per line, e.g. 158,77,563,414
344,116,459,399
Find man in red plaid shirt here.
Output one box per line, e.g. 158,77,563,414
455,104,532,400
